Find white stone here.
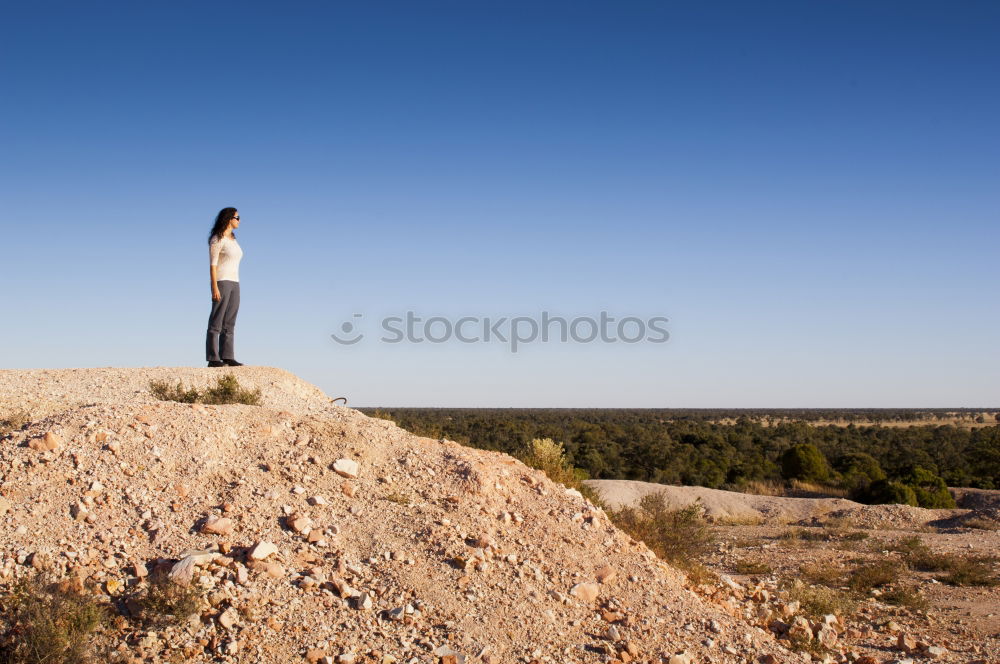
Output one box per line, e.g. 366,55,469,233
333,459,359,479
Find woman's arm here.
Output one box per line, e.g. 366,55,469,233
209,239,222,301
210,265,221,301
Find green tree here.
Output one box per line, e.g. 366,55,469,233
899,466,956,508
780,443,831,483
863,479,918,506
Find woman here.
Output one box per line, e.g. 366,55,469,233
206,207,245,367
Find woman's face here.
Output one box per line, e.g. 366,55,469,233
230,211,241,230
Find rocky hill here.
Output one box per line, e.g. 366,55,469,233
1,367,800,664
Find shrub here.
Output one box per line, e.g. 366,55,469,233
862,479,918,507
149,374,261,406
799,562,843,587
149,380,200,403
937,556,999,587
847,560,899,592
0,410,31,437
609,494,715,571
835,452,885,495
898,467,956,509
520,438,583,489
133,571,203,626
0,574,108,664
784,583,857,618
780,444,831,483
880,586,928,611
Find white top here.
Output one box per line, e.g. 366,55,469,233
209,235,243,282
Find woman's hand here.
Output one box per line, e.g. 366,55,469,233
212,287,221,302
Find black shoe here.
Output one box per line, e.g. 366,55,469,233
207,360,226,367
223,359,244,367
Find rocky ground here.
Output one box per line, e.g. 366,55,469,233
587,481,1000,663
1,367,794,664
0,367,995,664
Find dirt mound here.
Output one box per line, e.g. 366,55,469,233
0,368,791,663
585,479,971,530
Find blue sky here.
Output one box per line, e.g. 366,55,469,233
1,1,997,406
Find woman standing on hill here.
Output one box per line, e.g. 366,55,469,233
206,207,245,367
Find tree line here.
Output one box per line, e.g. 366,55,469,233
359,408,1000,506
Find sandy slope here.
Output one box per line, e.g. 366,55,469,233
1,367,795,664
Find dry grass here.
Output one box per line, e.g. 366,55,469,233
0,410,31,437
0,574,108,664
963,517,1000,531
732,557,773,576
383,491,411,505
799,562,844,587
787,480,849,499
132,571,203,626
880,585,928,611
847,560,900,592
784,582,858,618
887,536,998,587
739,480,785,496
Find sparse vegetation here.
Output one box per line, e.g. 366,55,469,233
0,410,31,437
937,556,999,587
799,562,844,587
384,491,411,505
887,536,999,586
517,437,606,508
608,493,716,572
0,574,108,664
963,517,1000,531
784,582,858,618
132,571,203,626
880,585,928,611
732,558,773,575
847,560,899,592
150,374,261,406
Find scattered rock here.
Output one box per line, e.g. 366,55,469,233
568,582,600,603
333,459,359,479
28,431,61,452
248,541,278,560
202,515,234,535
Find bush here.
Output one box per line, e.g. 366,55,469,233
0,574,108,664
799,562,843,587
784,582,857,618
149,380,200,403
202,374,261,405
520,438,584,489
780,444,830,484
133,571,203,626
149,374,261,406
609,494,715,571
862,479,918,506
898,467,956,509
0,410,31,437
937,556,998,587
835,452,885,495
880,586,928,611
847,560,899,592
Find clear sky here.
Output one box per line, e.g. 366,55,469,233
1,1,997,407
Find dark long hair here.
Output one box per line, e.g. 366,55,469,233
208,207,238,244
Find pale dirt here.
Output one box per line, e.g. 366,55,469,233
2,368,997,663
1,367,792,664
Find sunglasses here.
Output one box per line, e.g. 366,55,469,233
233,216,240,220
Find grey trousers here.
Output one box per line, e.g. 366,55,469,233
206,280,240,361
